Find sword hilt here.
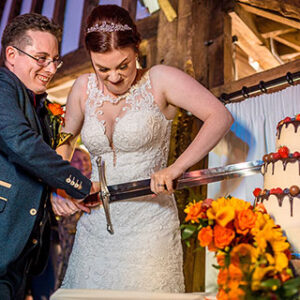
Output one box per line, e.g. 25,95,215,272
96,157,114,234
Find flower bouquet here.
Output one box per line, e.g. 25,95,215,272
181,196,300,300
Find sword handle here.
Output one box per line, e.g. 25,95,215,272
96,157,114,234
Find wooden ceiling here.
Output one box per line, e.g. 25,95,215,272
231,0,300,79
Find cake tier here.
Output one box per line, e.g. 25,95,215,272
276,117,300,153
262,156,300,189
260,194,300,252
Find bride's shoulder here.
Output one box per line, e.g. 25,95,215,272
149,65,180,82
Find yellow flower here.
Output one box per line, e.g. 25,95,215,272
251,212,271,235
254,221,289,254
207,196,249,227
251,266,275,291
274,252,289,272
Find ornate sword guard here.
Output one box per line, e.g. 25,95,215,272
96,157,114,234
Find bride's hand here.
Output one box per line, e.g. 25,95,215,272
150,164,184,195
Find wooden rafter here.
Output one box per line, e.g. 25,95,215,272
273,32,300,52
239,2,300,30
257,18,297,38
211,58,300,98
230,4,280,70
237,0,300,20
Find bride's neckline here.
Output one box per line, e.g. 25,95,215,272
94,69,149,104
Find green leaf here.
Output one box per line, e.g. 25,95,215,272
260,278,281,288
181,225,197,240
283,276,300,289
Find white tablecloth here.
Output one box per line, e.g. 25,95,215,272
50,289,215,300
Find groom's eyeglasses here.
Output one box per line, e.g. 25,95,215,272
13,46,63,69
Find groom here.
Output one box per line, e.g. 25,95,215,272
0,13,98,299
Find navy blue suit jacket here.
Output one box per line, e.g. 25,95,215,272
0,67,91,276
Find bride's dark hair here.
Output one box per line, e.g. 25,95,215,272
85,5,141,53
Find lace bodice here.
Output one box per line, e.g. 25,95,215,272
62,70,185,292
81,71,172,185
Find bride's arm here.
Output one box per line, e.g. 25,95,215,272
149,65,234,194
56,75,88,161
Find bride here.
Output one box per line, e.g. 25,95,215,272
51,4,233,292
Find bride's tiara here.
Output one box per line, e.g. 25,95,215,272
87,21,132,33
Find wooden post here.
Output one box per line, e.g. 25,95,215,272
79,0,99,47
122,0,137,21
157,0,234,292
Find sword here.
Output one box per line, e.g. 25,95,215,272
92,159,263,234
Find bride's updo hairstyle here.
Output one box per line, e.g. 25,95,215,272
85,5,141,53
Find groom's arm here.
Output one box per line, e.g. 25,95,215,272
0,72,91,199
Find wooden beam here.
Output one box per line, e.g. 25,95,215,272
261,28,296,39
79,0,99,47
7,0,22,23
230,4,280,69
239,2,300,30
136,12,159,40
53,0,67,28
280,52,300,60
237,0,300,20
122,0,137,21
273,32,300,52
0,0,6,21
257,18,297,38
210,58,300,97
30,0,44,13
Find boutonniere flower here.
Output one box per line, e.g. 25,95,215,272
45,101,66,149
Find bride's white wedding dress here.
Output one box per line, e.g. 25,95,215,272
62,70,185,292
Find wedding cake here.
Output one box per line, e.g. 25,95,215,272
254,115,300,252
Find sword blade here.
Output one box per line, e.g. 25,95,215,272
108,160,263,202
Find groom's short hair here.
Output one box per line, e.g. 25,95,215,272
1,13,62,61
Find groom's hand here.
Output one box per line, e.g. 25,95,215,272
51,189,83,216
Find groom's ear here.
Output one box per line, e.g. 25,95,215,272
5,46,17,67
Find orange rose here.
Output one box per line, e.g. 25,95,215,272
234,209,257,235
217,268,228,286
228,264,243,282
198,226,213,247
217,253,226,267
214,224,235,249
184,201,203,223
227,287,245,300
217,288,229,300
48,103,64,116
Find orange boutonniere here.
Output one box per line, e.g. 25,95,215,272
45,101,65,149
